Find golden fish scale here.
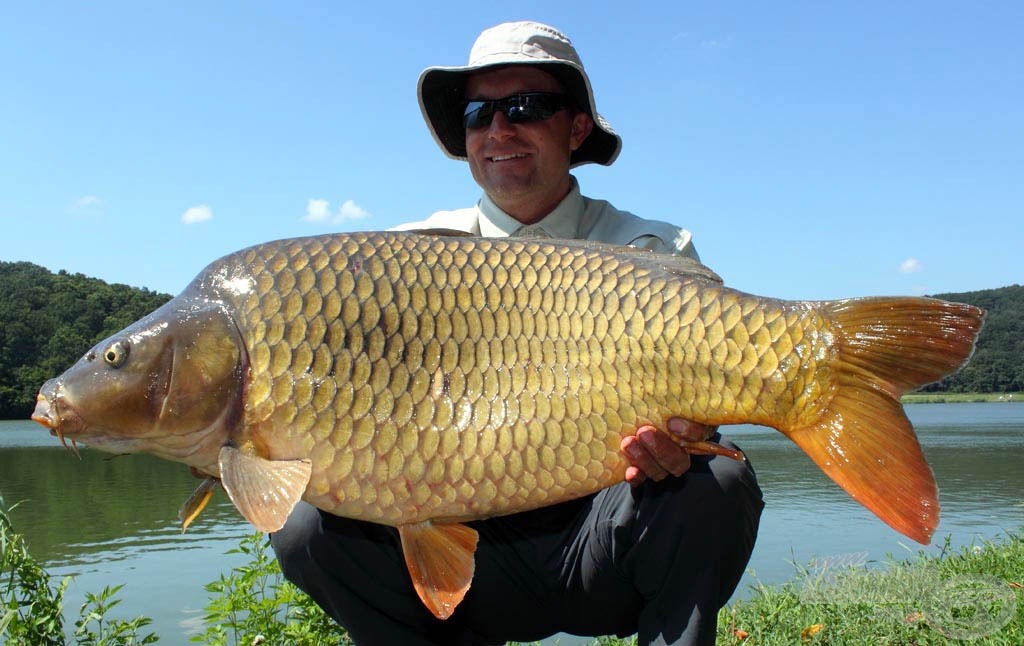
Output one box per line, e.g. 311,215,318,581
221,232,833,526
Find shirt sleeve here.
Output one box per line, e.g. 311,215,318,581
581,197,702,261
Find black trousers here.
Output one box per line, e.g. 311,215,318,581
271,436,763,646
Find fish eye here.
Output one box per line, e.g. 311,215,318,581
103,340,131,368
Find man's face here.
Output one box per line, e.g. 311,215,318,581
464,67,593,224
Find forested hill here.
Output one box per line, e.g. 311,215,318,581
1,261,172,419
1,261,1021,419
921,284,1024,393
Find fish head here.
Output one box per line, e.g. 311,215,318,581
32,298,246,465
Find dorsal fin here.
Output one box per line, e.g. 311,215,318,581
402,228,476,238
400,229,723,284
528,237,724,284
609,246,723,284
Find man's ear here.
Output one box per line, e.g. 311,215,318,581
569,112,594,151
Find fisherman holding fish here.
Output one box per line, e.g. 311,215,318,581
271,21,764,645
32,17,983,645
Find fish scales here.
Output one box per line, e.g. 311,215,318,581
202,232,830,525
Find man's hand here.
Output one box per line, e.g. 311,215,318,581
620,418,711,486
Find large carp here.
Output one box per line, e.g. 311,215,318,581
32,230,983,618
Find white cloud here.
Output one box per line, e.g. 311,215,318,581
182,204,213,224
699,36,733,49
899,258,922,274
303,198,331,222
70,194,103,214
303,198,371,224
338,199,369,221
75,195,101,208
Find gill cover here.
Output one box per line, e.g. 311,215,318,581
41,300,246,451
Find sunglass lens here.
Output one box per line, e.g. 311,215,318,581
463,94,568,129
463,101,494,129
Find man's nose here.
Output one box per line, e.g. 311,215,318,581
486,111,516,139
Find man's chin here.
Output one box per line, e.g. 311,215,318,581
480,172,537,198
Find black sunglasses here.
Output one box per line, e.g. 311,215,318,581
463,92,573,129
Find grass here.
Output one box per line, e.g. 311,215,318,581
596,534,1024,644
902,392,1023,404
3,496,1022,644
713,533,1024,645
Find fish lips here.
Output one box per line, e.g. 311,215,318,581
32,379,85,438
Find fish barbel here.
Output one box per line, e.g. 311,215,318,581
31,230,984,618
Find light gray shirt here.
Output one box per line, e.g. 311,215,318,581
393,177,700,260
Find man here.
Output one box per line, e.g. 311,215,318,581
272,21,763,645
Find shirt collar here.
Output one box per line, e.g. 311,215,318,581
477,177,584,239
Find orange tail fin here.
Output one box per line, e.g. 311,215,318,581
784,297,984,544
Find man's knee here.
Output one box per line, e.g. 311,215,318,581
269,502,322,584
690,437,763,524
648,444,762,520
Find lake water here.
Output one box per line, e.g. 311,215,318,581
2,403,1023,643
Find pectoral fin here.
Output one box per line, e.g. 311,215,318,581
178,476,220,533
218,445,312,533
398,521,479,620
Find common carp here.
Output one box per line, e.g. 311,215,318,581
32,230,984,618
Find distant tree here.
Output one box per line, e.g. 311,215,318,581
918,284,1024,393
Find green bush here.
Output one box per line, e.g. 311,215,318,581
2,499,347,645
190,531,349,645
1,499,157,645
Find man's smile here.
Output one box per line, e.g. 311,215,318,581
488,153,529,162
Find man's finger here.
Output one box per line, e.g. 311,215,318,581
624,464,647,486
620,432,670,483
636,426,690,477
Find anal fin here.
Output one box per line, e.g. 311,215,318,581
218,445,312,533
398,521,479,620
786,387,939,544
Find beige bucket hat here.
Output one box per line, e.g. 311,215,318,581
418,21,622,167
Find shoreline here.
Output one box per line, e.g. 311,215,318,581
902,392,1022,404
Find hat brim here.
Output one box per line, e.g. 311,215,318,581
418,61,622,168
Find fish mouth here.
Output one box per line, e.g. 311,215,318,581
32,382,85,457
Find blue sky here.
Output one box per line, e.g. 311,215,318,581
2,1,1020,301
